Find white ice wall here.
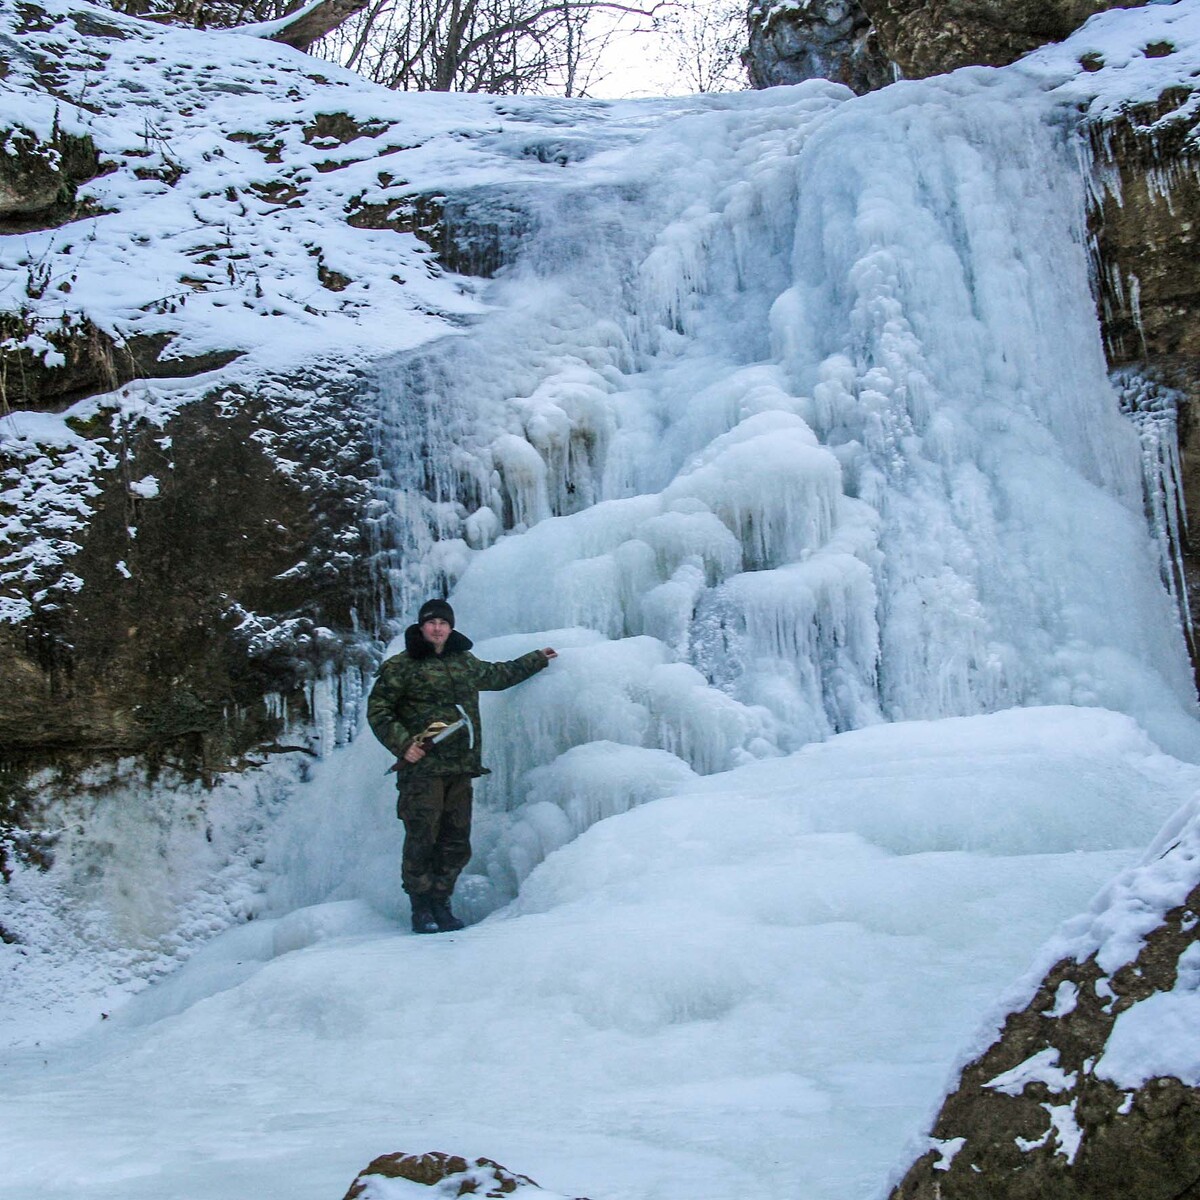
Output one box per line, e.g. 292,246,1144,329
344,76,1200,909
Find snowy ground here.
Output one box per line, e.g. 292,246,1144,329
7,2,1200,1198
2,705,1199,1200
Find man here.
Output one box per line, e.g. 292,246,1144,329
367,598,557,934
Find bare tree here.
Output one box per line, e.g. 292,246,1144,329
102,0,724,99
315,0,664,95
653,0,745,93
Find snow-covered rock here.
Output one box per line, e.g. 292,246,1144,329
861,0,1145,80
342,1152,588,1200
889,795,1200,1200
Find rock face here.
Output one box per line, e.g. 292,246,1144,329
744,0,1149,90
887,818,1200,1200
1090,95,1200,367
0,376,380,770
858,0,1144,79
744,0,891,94
1084,75,1200,683
342,1152,590,1200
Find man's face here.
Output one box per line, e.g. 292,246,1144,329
420,617,452,652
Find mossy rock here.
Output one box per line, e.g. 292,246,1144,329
0,126,102,232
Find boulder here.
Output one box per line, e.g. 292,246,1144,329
342,1151,590,1200
744,0,891,94
0,126,103,232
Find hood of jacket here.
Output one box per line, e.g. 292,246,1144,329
404,624,474,660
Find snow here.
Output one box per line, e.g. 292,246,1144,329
1010,1098,1085,1163
2,707,1198,1200
1098,943,1200,1087
6,0,1200,1198
986,1048,1077,1096
127,474,159,498
1023,0,1200,119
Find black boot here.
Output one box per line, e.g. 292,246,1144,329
410,895,440,935
429,895,465,932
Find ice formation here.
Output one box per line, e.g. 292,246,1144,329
351,64,1200,911
5,0,1200,1009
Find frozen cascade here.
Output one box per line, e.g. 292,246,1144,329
1112,367,1193,649
336,77,1200,908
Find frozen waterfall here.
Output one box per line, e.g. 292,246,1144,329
325,75,1200,913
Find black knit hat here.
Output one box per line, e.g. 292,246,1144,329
417,598,455,627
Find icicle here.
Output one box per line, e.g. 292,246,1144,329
1113,368,1193,649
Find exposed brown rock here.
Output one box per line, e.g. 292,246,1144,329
1085,86,1200,680
0,313,244,413
888,882,1200,1200
858,0,1146,79
342,1151,589,1200
0,125,104,232
1088,91,1200,368
346,189,532,278
302,112,394,147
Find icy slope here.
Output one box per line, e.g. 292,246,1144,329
1,707,1198,1200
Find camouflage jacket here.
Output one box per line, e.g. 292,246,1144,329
366,625,549,778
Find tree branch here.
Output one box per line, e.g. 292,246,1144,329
265,0,372,50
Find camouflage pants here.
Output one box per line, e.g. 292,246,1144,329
397,774,474,898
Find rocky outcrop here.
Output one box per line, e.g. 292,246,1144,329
744,0,1149,91
0,312,244,412
0,372,382,776
858,0,1144,80
0,362,388,906
1086,83,1200,367
342,1152,590,1200
744,0,891,94
1083,73,1200,680
888,810,1200,1200
346,189,533,279
0,124,103,233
